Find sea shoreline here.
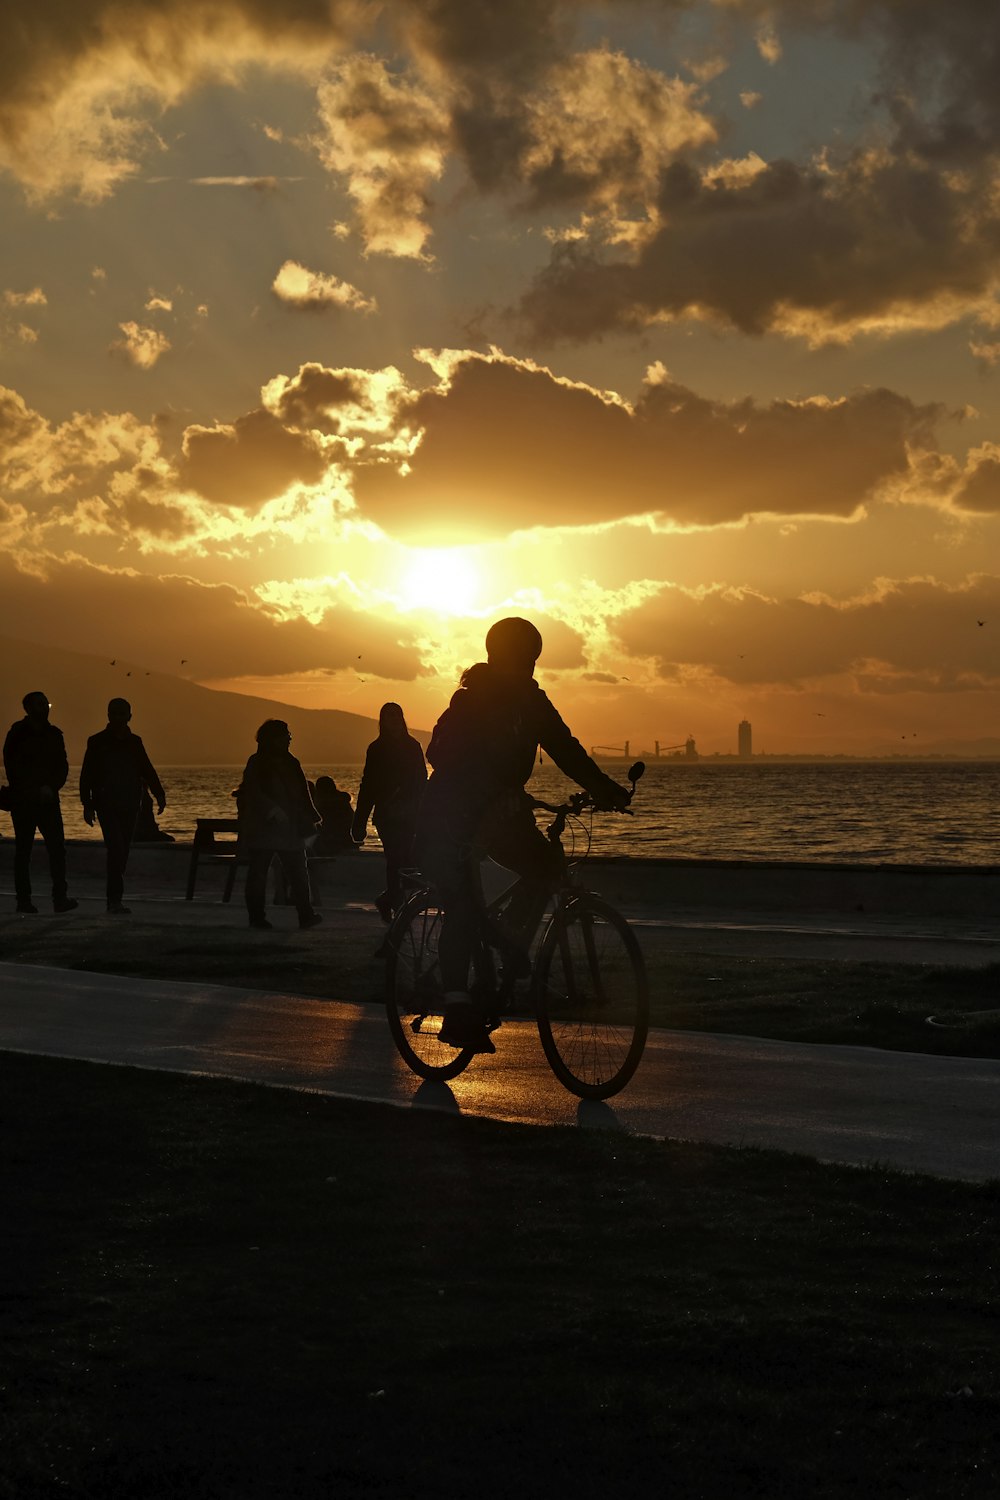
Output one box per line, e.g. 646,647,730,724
5,839,996,923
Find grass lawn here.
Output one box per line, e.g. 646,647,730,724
3,1053,999,1498
3,906,1000,1058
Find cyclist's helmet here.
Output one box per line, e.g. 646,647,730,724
485,617,543,672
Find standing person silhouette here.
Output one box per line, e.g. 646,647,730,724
236,719,321,931
416,618,629,1053
80,698,166,915
352,703,427,921
3,691,77,915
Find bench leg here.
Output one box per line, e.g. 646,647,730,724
222,858,240,904
185,848,199,901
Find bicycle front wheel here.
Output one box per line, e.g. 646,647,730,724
385,892,475,1081
534,894,648,1099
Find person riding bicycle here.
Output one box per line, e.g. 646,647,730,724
416,617,630,1054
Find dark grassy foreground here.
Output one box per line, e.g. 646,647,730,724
3,1054,999,1499
3,908,1000,1057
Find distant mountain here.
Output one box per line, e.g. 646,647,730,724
867,736,1000,760
0,635,424,764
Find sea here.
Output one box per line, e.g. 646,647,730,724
55,759,1000,866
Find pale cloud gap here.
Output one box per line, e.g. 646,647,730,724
7,0,1000,349
271,259,377,313
0,1,366,202
110,320,171,369
144,294,173,312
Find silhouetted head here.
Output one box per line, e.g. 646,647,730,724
22,691,50,723
256,718,292,753
379,702,407,738
107,697,132,728
315,775,336,793
485,617,542,677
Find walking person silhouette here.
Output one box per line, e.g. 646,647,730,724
80,698,166,914
3,690,78,914
352,702,427,921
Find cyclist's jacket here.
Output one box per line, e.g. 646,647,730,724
426,662,623,809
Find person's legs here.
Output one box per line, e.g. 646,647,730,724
36,799,69,905
376,818,416,917
278,849,319,927
245,850,272,925
477,801,563,953
11,802,39,907
97,805,130,907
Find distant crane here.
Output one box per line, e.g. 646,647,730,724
590,741,630,759
652,737,699,760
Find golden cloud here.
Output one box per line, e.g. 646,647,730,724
613,575,1000,688
0,551,424,683
271,260,377,313
348,350,943,539
519,151,1000,343
312,54,449,259
179,409,329,511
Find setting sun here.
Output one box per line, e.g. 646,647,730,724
397,548,486,615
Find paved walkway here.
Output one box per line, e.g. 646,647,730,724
3,960,999,1183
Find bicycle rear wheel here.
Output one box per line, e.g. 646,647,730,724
386,891,475,1081
534,894,648,1099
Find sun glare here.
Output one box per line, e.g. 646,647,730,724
398,547,483,615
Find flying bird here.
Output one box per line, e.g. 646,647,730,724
180,658,188,665
109,659,115,665
977,619,986,626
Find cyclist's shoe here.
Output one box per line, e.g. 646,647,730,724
438,996,496,1054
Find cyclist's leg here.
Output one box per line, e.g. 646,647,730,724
414,809,494,1051
477,799,562,955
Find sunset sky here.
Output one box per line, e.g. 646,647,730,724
3,0,1000,755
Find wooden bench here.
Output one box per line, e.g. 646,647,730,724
186,818,349,904
185,817,242,902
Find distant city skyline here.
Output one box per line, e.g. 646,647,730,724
3,3,1000,754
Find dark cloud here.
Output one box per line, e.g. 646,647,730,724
952,449,1000,514
752,0,1000,166
180,409,328,509
0,552,423,683
613,575,1000,688
265,362,370,432
349,352,941,540
519,150,1000,343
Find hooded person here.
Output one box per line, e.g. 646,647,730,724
235,719,321,931
352,703,427,921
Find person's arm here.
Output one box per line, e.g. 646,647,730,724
50,729,69,794
536,692,630,808
79,739,97,825
135,739,166,814
351,746,377,841
2,727,15,786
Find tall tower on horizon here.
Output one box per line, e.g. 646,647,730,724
738,719,753,759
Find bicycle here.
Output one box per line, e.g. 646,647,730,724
385,762,649,1099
